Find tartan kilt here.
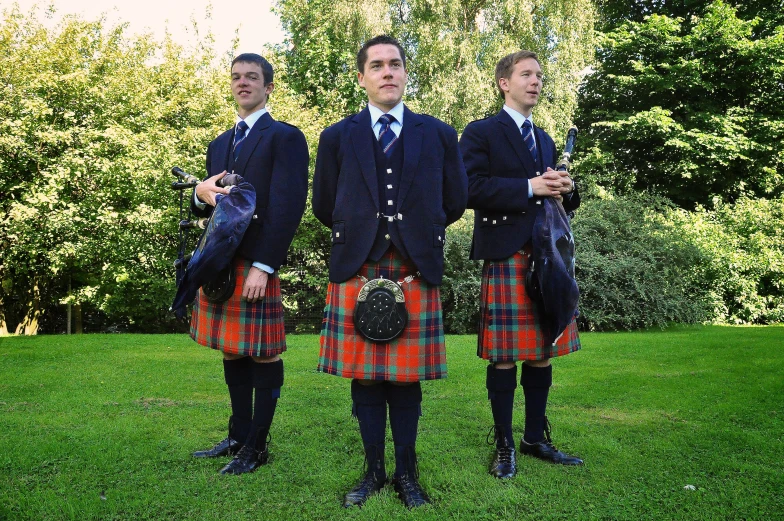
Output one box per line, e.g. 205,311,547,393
318,248,446,382
478,248,580,362
190,257,286,357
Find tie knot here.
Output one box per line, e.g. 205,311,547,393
379,114,396,126
522,120,531,131
237,120,249,133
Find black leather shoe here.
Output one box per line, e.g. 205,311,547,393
519,418,583,466
393,473,431,509
487,425,517,479
192,436,242,458
343,469,387,508
218,443,269,475
490,445,517,478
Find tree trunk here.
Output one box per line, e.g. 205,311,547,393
74,303,83,334
14,280,41,335
0,298,7,336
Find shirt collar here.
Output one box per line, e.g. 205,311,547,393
236,107,268,131
368,102,405,128
503,105,534,129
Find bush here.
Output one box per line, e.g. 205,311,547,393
441,212,482,334
572,193,713,331
672,196,784,324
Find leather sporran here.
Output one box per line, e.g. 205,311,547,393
353,277,408,343
203,265,235,303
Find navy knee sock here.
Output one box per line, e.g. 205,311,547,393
247,359,283,449
487,365,517,448
386,382,422,478
521,363,552,444
223,357,253,442
351,380,387,476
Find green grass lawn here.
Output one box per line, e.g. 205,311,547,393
1,326,783,520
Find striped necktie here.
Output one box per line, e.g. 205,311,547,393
522,119,537,162
233,120,249,160
378,114,398,157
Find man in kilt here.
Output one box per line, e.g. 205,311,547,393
459,50,583,479
190,53,308,475
312,35,467,508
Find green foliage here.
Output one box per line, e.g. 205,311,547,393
441,212,481,334
276,0,596,137
0,6,232,332
670,195,784,324
574,1,784,208
2,328,784,519
572,193,713,331
572,192,784,330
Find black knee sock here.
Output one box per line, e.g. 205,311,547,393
223,357,253,442
387,382,422,478
521,363,552,444
487,365,517,448
351,380,387,477
247,359,283,449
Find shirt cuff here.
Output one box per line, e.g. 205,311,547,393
252,262,274,274
527,180,533,198
193,191,207,210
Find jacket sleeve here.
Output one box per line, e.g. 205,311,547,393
461,122,530,213
442,126,468,226
254,127,309,269
190,142,216,218
312,126,340,229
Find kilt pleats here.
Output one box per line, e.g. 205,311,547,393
318,248,446,382
190,258,286,357
478,249,580,362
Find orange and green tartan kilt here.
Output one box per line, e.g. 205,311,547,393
318,248,446,382
190,258,286,357
478,248,580,362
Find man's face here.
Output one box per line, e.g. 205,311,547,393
499,57,542,116
358,44,407,112
231,61,273,117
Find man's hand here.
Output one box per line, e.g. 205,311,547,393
195,171,231,207
242,267,268,303
530,167,573,199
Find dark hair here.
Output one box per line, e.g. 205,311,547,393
494,50,540,98
356,35,406,73
231,53,274,85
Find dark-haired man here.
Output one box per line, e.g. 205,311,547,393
313,35,467,508
190,53,308,475
460,50,583,480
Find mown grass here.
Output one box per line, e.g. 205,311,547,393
1,325,782,520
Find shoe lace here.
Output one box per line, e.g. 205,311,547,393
486,425,499,446
402,445,420,481
233,443,258,460
542,416,558,450
356,444,384,487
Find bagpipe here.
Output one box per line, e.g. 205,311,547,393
169,167,256,319
525,127,580,345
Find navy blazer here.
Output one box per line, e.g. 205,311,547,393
312,106,468,285
193,112,309,270
460,109,580,261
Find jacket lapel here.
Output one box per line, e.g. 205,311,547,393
397,106,423,210
232,112,272,175
497,110,538,176
534,124,552,169
214,130,233,173
349,107,380,211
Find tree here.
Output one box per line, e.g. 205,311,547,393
275,0,596,138
574,1,784,208
0,6,231,333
